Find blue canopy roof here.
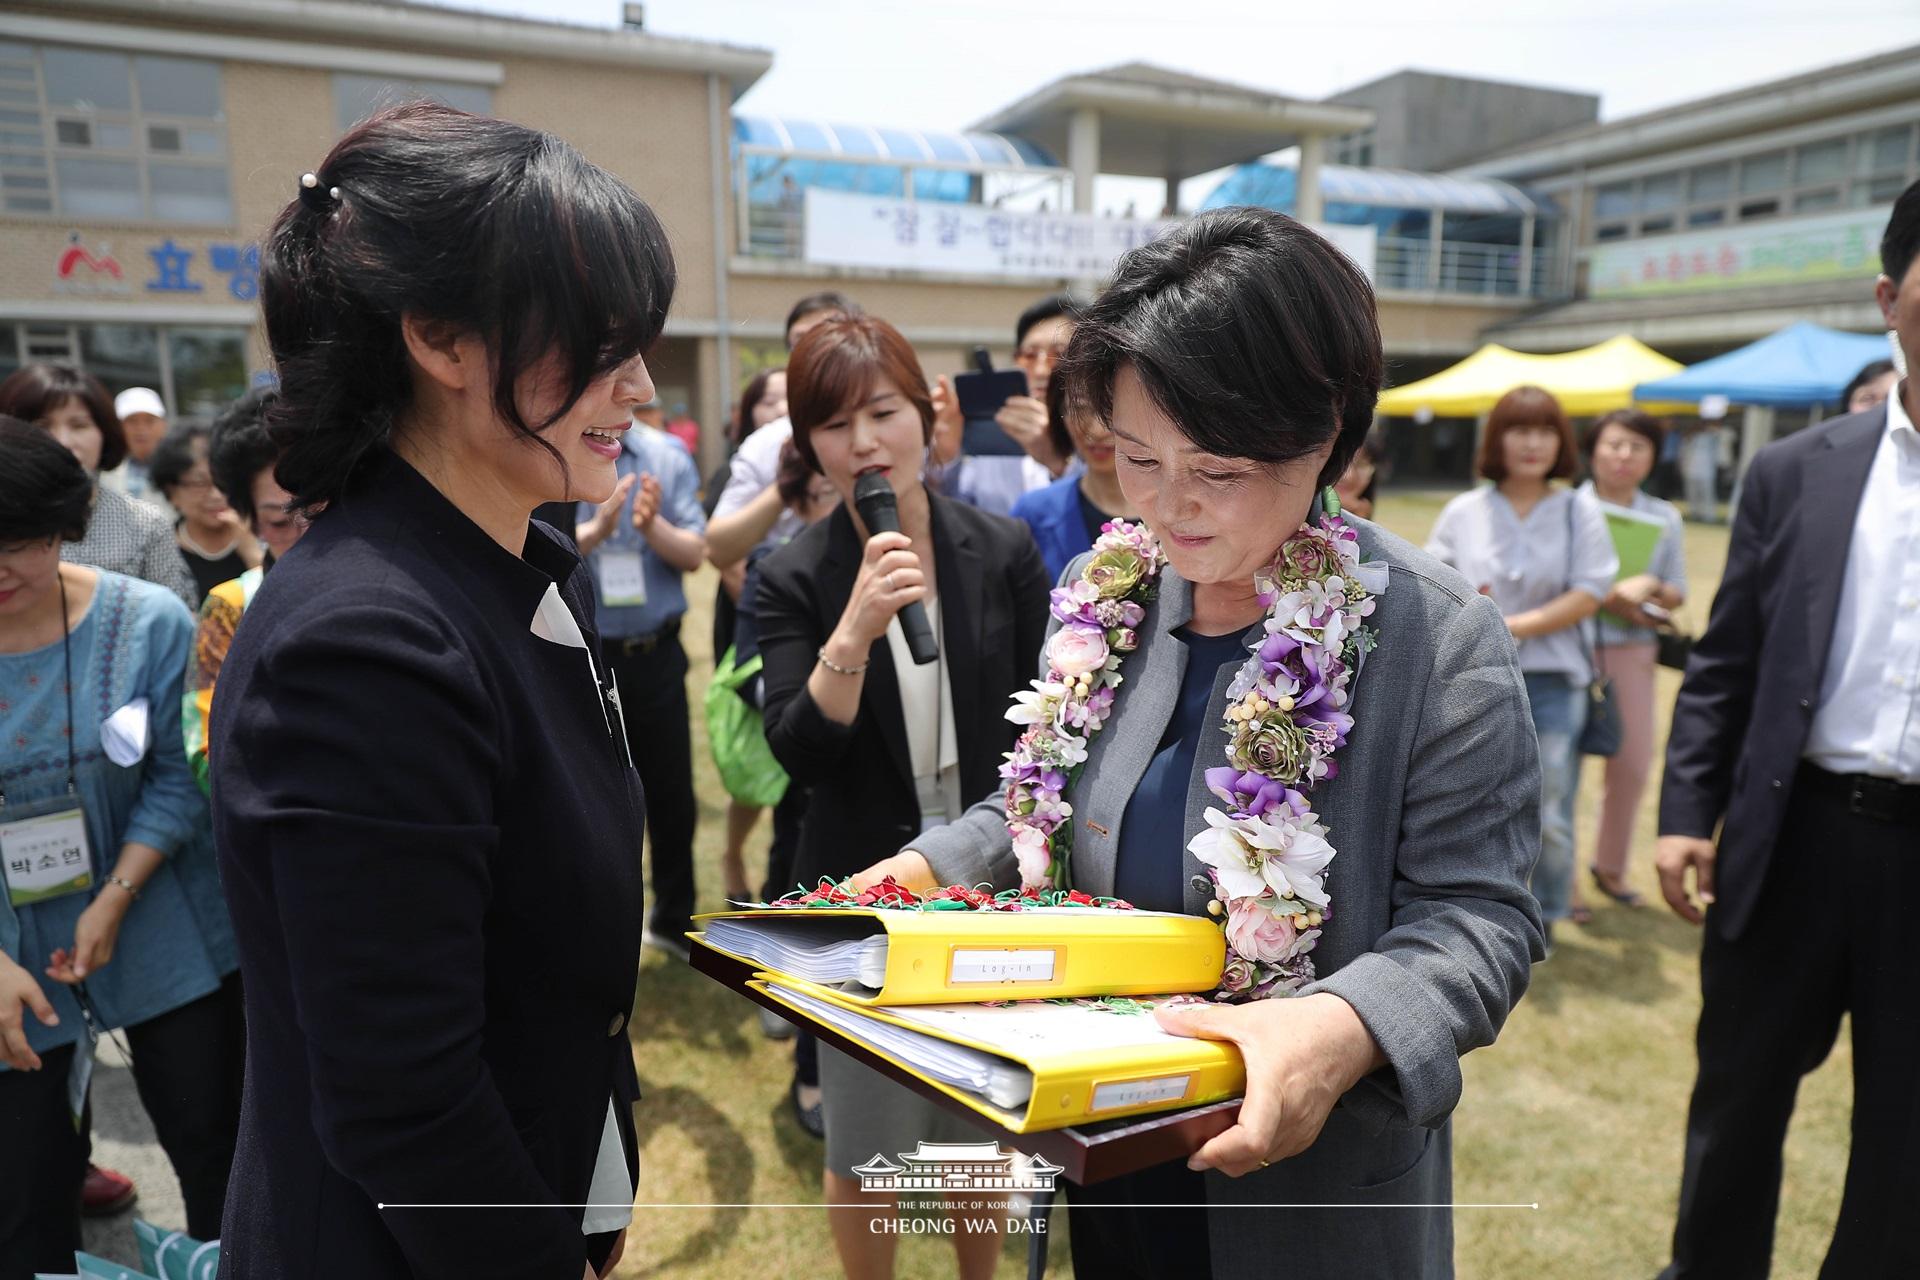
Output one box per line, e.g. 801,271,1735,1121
733,115,1059,168
1202,161,1547,217
1632,321,1893,409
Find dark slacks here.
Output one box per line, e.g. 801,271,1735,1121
1065,1159,1211,1279
124,971,246,1240
0,1043,87,1279
0,973,243,1279
607,628,696,939
1664,769,1920,1279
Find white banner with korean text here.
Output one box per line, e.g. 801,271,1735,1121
802,188,1375,283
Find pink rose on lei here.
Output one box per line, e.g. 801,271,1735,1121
1224,897,1300,964
1047,625,1110,679
1012,823,1053,887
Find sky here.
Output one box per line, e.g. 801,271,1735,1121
422,0,1920,208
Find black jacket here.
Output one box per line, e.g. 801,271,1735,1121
1660,404,1885,940
756,493,1050,890
210,450,644,1278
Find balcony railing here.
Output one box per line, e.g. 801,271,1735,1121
1375,236,1561,297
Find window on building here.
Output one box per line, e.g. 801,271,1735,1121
1687,206,1726,227
1739,150,1788,195
1594,181,1634,219
1689,162,1732,203
1594,223,1630,241
1858,124,1912,178
0,42,230,222
333,74,493,132
1638,216,1674,235
1640,171,1682,213
1792,188,1841,213
12,322,252,408
1737,197,1780,221
1794,137,1848,188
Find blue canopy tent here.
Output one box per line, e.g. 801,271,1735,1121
1633,320,1895,490
1632,321,1891,408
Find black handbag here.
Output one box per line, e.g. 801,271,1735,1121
1655,627,1695,672
1568,497,1622,757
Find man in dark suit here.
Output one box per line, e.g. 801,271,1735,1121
1655,180,1920,1278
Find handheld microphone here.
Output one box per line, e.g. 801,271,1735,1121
852,472,939,666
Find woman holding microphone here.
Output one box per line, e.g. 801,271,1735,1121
754,314,1050,1280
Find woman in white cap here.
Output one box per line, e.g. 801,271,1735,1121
103,385,171,510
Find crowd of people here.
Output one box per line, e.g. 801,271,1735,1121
0,96,1914,1280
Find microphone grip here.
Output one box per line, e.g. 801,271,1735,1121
897,598,938,665
852,478,940,666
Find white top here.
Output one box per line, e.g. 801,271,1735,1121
1804,384,1920,782
884,596,961,825
712,416,803,553
1425,485,1618,680
938,453,1053,518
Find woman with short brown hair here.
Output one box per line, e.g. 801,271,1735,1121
1427,384,1617,943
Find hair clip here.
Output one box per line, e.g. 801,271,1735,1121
298,171,342,213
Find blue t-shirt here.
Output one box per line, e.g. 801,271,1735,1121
1112,627,1250,913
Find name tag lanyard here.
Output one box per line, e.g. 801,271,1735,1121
1,573,96,910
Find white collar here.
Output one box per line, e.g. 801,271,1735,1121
1886,380,1918,443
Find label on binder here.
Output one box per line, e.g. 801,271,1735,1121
949,948,1056,985
1091,1074,1191,1113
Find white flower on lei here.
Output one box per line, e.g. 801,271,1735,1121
1187,808,1334,910
1006,680,1069,727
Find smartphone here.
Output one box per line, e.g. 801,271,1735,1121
951,363,1031,458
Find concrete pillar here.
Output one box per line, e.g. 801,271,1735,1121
1737,404,1774,483
1162,171,1183,218
695,335,727,479
1069,107,1100,214
1296,133,1326,225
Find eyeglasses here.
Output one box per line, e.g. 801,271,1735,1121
1015,344,1069,365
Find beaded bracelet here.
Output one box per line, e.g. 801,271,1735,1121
816,647,869,677
103,875,141,900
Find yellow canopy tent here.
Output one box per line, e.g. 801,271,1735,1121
1376,335,1686,418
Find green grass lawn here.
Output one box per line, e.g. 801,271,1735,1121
621,491,1852,1278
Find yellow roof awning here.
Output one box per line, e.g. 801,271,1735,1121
1377,335,1687,418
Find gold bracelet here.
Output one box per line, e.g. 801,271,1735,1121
816,646,869,677
104,875,141,901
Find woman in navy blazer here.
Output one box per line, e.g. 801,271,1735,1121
209,105,673,1280
1010,373,1137,580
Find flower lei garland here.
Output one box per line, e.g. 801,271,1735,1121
768,876,1137,913
1000,509,1383,1003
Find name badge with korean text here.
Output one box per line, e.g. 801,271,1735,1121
597,549,648,607
1,805,94,908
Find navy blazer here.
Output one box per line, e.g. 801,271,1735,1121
1660,404,1886,940
210,451,644,1278
755,493,1050,890
1010,472,1097,584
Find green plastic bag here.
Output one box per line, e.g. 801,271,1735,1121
705,645,790,807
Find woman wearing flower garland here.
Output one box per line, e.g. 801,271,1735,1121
755,313,1051,1280
855,208,1545,1279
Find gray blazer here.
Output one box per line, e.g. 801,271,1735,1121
911,517,1546,1279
